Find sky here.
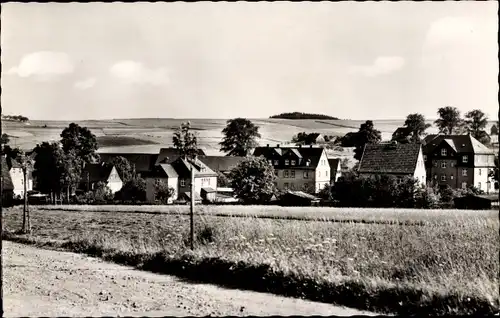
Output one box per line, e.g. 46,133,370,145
1,2,498,121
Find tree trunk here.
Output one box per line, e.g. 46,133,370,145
67,185,70,204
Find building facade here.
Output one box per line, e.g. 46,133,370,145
253,145,331,193
423,134,496,192
358,142,427,187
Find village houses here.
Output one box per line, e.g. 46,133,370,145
1,155,33,200
358,141,427,187
80,162,123,194
422,134,497,193
253,144,331,193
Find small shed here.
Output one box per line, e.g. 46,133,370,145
180,191,203,204
454,194,499,210
280,191,321,207
201,187,217,202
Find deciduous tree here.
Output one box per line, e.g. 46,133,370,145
353,120,382,161
112,156,134,182
173,122,199,160
434,106,464,135
464,109,490,144
60,123,99,165
220,118,261,156
229,157,277,204
404,113,431,142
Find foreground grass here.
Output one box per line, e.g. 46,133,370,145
3,207,499,315
36,204,498,226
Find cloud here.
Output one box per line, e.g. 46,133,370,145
8,51,74,80
349,56,405,77
424,17,478,49
109,60,169,86
74,77,96,90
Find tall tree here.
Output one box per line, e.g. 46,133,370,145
112,156,133,182
291,132,319,146
434,106,464,135
464,109,490,144
229,157,277,204
60,150,83,203
60,123,99,165
173,122,199,160
33,142,66,202
220,118,261,156
404,113,431,142
1,133,10,146
353,120,382,161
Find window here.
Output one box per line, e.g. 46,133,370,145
291,160,296,166
450,162,454,168
303,171,309,179
326,170,328,177
433,161,438,167
21,179,24,185
478,182,482,189
285,160,289,166
284,182,289,189
318,171,321,177
284,170,289,178
303,183,309,190
462,155,468,163
180,179,186,187
462,169,467,177
441,175,446,181
268,160,272,165
450,175,454,180
441,148,447,156
290,183,295,190
479,169,482,176
291,170,295,178
461,182,467,189
441,162,447,168
424,155,427,162
434,175,437,180
274,160,279,165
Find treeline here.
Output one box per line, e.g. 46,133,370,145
2,114,29,122
270,112,339,120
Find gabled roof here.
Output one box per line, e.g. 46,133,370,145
328,158,341,178
158,164,179,178
198,155,246,173
1,156,14,191
359,142,421,175
253,146,325,168
155,148,206,165
83,163,116,183
171,157,217,178
393,126,412,135
423,134,495,155
98,153,158,173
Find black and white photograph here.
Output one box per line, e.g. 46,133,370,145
1,1,499,316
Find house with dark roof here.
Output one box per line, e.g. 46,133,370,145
422,134,496,192
328,158,342,184
98,153,159,177
1,155,33,199
155,148,206,165
253,144,331,193
80,163,123,194
144,156,217,203
358,142,427,187
198,155,246,175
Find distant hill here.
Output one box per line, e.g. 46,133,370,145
269,112,339,120
2,114,29,123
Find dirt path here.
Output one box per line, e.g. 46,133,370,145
2,241,376,317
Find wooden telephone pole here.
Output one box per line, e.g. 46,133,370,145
190,161,195,250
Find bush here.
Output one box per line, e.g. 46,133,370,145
116,177,147,203
415,186,441,209
154,179,175,204
75,182,113,204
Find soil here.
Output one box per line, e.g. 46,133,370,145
2,241,376,317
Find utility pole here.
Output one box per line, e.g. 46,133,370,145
190,163,195,250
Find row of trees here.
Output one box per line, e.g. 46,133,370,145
2,114,29,122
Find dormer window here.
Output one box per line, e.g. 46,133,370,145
268,160,272,165
441,148,447,156
291,160,296,166
462,155,468,163
285,160,290,166
274,160,279,165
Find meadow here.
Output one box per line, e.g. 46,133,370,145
2,205,499,315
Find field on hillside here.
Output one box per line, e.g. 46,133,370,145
2,206,498,314
2,118,446,156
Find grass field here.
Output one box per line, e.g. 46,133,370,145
2,205,499,315
2,118,446,156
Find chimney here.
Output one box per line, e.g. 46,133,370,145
298,145,302,148
276,144,280,148
309,144,313,148
266,144,269,147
